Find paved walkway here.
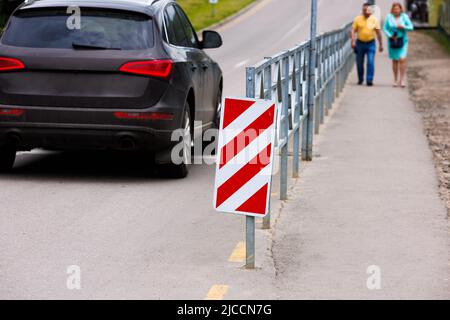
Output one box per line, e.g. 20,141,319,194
272,48,450,299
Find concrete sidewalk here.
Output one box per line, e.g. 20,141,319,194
272,48,450,299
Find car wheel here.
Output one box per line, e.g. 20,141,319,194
0,144,16,173
206,89,222,155
163,105,191,179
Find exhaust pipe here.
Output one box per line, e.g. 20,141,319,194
117,136,136,151
6,132,22,147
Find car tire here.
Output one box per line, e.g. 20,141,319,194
213,88,222,129
162,105,191,179
206,88,223,156
0,144,16,173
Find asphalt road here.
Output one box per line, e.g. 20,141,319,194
0,0,386,299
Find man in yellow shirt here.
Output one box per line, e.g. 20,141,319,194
351,3,384,86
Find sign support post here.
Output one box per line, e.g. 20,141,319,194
214,62,275,272
304,0,317,161
209,0,218,17
246,215,255,269
245,66,256,269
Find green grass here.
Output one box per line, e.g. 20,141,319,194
0,1,255,33
421,30,450,55
177,0,255,31
0,16,7,33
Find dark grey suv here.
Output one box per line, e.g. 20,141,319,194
0,0,223,178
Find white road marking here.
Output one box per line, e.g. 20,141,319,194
234,59,250,69
268,16,308,52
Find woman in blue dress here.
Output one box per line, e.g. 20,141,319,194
383,2,414,87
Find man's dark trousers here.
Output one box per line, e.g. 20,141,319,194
355,39,376,84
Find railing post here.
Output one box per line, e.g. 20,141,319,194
325,37,329,115
336,34,341,98
301,49,309,160
245,213,255,269
332,34,338,104
280,57,289,201
315,38,322,134
245,67,256,269
292,51,302,179
303,0,317,161
330,35,335,107
262,65,272,230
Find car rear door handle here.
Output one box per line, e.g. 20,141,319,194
190,64,198,72
201,63,209,70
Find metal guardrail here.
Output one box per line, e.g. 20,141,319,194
245,22,355,231
439,0,450,37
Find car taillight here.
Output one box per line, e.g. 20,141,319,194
119,60,173,79
0,108,24,116
113,112,174,121
0,57,25,72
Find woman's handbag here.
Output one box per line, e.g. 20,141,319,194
389,31,405,49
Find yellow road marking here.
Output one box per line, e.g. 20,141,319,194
205,285,229,300
228,242,246,263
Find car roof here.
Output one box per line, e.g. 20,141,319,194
17,0,170,16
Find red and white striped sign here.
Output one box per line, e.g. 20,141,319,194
214,97,276,217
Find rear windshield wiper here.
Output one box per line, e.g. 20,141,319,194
72,42,122,50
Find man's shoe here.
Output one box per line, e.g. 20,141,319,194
367,82,373,87
358,81,363,85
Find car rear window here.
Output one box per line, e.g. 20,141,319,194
1,8,154,50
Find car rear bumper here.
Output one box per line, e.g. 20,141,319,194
0,123,175,152
0,105,182,152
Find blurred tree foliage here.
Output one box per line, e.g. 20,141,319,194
1,0,22,29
